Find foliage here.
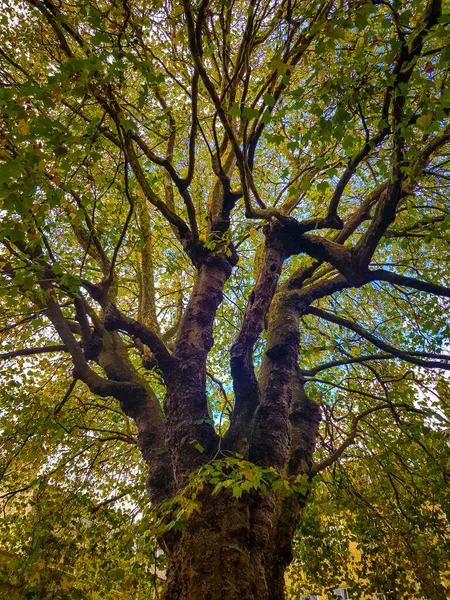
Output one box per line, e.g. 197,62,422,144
153,457,311,537
0,0,450,598
288,401,450,599
0,483,163,599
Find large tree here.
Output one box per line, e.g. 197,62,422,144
1,0,450,598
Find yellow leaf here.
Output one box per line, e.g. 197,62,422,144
33,559,45,572
61,576,70,590
417,112,433,128
18,119,30,135
49,87,62,102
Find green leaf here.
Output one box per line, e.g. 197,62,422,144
91,31,110,45
317,180,330,192
271,480,283,492
232,487,243,499
229,102,241,117
120,118,137,133
262,93,276,106
439,45,450,64
416,112,433,128
261,110,272,125
242,106,260,121
266,133,284,145
108,568,125,581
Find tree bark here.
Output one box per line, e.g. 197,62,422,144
162,491,294,600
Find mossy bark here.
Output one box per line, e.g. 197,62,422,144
162,492,294,600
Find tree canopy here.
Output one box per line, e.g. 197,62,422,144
0,0,449,598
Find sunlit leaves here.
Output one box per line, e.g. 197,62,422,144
0,0,449,597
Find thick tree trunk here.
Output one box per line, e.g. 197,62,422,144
162,492,294,600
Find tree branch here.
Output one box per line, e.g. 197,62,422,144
226,224,287,453
301,352,396,376
368,269,450,298
104,304,176,378
123,137,192,245
327,126,390,221
311,402,429,475
0,344,69,360
307,306,450,370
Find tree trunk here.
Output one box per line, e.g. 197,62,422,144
162,492,294,600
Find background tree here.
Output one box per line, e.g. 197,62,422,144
0,0,449,598
289,394,450,599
